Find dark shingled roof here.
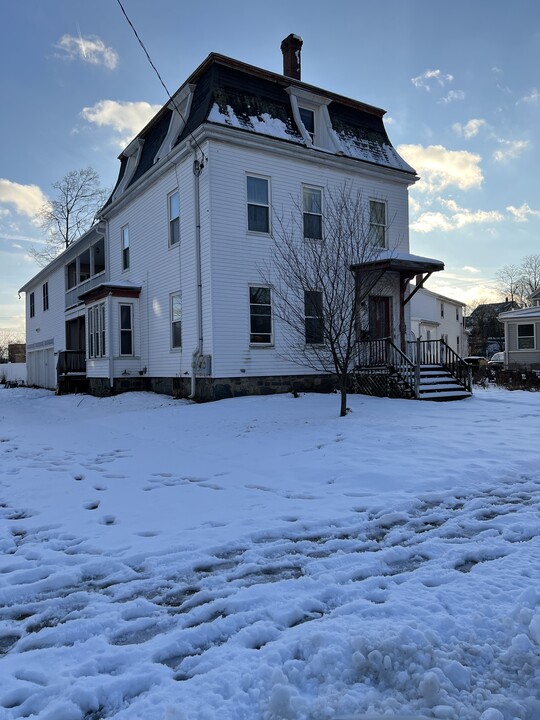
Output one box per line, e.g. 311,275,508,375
104,53,415,208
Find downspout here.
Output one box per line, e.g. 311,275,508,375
189,144,205,399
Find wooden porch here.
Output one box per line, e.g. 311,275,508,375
353,338,473,401
56,350,87,394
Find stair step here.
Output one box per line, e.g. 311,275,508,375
419,390,472,401
419,383,464,392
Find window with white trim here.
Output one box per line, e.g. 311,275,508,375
247,176,270,234
42,282,49,311
440,302,445,318
517,323,535,350
171,293,182,349
369,200,386,248
303,186,323,240
88,303,106,358
120,304,133,355
168,191,180,246
121,226,130,271
249,286,272,344
304,290,324,345
299,107,315,143
29,292,35,318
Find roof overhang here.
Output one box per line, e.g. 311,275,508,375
79,283,141,304
351,251,444,277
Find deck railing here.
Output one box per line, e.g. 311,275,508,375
57,350,86,375
355,337,471,397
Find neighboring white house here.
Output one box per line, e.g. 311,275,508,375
21,36,466,400
410,286,468,356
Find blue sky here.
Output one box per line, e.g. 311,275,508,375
1,0,539,331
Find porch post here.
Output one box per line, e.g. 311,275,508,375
399,275,407,352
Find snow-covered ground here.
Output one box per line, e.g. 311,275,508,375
0,387,538,720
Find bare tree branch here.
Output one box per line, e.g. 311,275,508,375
30,168,109,267
261,183,394,417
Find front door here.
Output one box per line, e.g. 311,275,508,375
369,296,392,339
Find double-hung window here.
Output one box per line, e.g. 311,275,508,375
121,226,130,271
42,282,49,311
304,290,324,345
517,324,535,350
369,200,386,248
171,293,182,349
29,292,35,318
88,303,106,358
303,186,323,240
168,191,180,246
247,176,270,234
120,304,133,355
249,286,272,344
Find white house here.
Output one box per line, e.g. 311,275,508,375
410,286,468,356
20,36,471,401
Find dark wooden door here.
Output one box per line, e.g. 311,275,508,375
369,296,392,339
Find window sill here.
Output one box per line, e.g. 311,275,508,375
247,230,271,238
249,343,274,348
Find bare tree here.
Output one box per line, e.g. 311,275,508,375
496,254,540,306
30,168,109,266
262,184,392,417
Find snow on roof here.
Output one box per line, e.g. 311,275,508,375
208,102,414,173
498,305,540,320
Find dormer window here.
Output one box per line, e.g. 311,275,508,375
299,107,315,143
286,87,340,153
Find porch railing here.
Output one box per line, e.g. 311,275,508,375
356,337,417,397
355,337,472,397
57,350,86,375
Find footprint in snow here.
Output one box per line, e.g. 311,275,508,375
73,474,85,481
99,515,116,525
83,501,100,511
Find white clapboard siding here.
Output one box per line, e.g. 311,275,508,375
206,139,411,378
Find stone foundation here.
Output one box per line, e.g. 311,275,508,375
86,374,335,401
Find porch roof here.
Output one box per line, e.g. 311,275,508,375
78,282,141,304
351,250,444,276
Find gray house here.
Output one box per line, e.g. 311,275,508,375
498,293,540,369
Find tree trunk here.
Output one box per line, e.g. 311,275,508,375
339,376,348,417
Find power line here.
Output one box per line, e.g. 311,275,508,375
115,0,206,161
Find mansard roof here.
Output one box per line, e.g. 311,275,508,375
106,53,415,204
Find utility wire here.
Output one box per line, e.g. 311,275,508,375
115,0,206,161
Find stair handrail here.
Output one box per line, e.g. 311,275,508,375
387,339,418,398
440,339,472,392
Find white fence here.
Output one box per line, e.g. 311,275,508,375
0,363,27,385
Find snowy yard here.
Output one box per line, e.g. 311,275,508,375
0,387,539,720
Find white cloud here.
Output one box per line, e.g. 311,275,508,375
0,179,48,221
519,88,540,105
81,100,162,147
453,118,486,139
506,202,540,222
398,144,483,193
493,139,529,162
410,198,504,234
441,90,465,104
463,266,480,273
411,69,453,90
55,34,119,70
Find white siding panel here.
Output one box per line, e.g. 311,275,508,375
206,140,411,378
106,144,210,380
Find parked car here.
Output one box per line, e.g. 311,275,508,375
463,356,488,367
488,351,505,369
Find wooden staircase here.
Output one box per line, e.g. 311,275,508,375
417,364,472,401
354,338,473,402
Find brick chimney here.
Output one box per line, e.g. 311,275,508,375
281,34,303,80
